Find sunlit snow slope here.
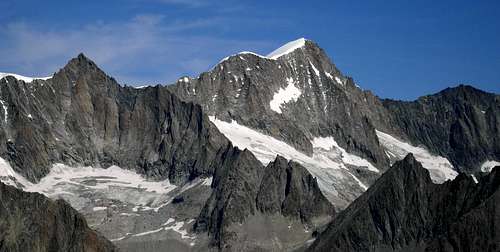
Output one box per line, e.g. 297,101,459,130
376,130,458,183
209,116,379,209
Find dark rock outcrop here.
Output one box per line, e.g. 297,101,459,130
0,181,116,252
194,147,266,247
308,154,500,251
256,155,334,222
381,85,500,172
195,154,334,249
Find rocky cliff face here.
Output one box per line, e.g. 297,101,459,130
0,181,116,252
168,39,389,169
167,39,397,211
168,38,500,207
256,156,334,222
308,154,500,252
0,54,231,184
380,85,500,172
0,54,334,251
195,152,334,249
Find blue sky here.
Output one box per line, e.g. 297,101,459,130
1,0,499,100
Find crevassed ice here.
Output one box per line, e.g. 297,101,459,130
269,77,301,113
375,130,458,183
209,116,379,207
311,137,379,173
0,158,177,209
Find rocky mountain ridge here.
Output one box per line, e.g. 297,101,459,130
308,154,500,251
0,181,116,252
0,37,498,251
0,52,334,250
168,37,500,209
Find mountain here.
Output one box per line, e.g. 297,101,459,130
168,38,500,210
168,38,391,209
380,85,500,172
0,53,333,251
195,154,334,250
308,154,500,251
0,53,233,183
0,181,116,252
0,38,499,251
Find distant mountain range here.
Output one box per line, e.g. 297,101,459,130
0,38,498,251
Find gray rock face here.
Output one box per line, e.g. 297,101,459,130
195,152,334,249
168,40,389,169
0,54,334,251
380,85,500,172
168,40,500,176
308,154,500,252
0,181,116,252
0,54,230,184
195,147,266,247
256,155,334,222
1,39,499,251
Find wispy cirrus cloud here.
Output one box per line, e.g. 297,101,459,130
154,0,210,8
0,13,273,85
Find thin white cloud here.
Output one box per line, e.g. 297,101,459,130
0,14,272,85
155,0,209,7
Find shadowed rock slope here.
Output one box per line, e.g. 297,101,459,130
0,54,334,251
256,155,334,222
0,53,231,184
308,154,500,252
381,85,500,172
0,181,116,252
196,154,334,250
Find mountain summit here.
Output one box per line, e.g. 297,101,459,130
0,38,499,252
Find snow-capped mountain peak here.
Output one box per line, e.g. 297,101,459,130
0,72,52,83
266,37,307,59
215,38,309,67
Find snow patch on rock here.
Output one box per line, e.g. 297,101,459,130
0,99,8,124
201,177,213,187
335,76,343,85
269,77,301,113
481,160,500,172
309,61,320,77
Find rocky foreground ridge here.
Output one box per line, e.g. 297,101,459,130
309,154,500,251
0,181,116,252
